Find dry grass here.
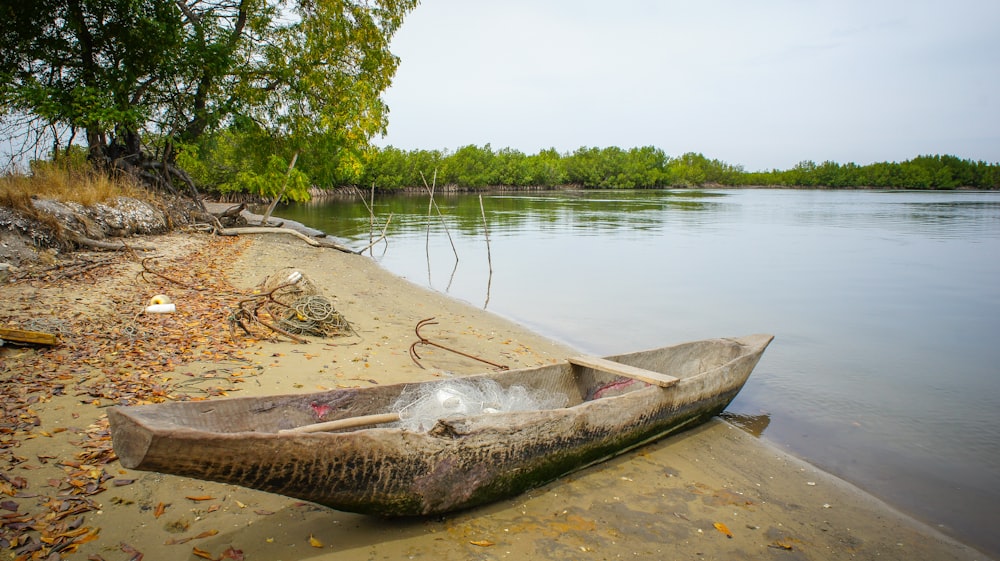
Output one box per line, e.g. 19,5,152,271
0,159,147,212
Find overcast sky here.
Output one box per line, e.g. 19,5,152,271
376,0,1000,171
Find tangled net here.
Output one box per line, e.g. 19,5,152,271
233,268,354,340
389,377,568,432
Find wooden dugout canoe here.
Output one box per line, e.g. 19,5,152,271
108,334,773,516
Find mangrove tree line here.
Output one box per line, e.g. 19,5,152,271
341,145,1000,192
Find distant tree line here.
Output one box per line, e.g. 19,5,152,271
353,146,999,192
358,145,743,190
739,154,1000,190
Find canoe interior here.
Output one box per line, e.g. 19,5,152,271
118,336,758,435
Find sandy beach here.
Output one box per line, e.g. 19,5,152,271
0,231,991,560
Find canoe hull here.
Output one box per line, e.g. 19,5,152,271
109,334,772,516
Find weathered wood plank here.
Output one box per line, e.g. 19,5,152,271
0,327,59,346
568,355,679,387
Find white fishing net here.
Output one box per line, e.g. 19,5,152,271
390,377,568,432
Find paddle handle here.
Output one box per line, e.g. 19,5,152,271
280,413,401,434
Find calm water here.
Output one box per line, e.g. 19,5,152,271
274,189,1000,556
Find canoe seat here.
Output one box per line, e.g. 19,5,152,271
568,356,679,388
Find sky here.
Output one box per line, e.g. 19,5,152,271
375,0,1000,171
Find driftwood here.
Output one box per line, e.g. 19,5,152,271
217,226,360,254
71,234,155,252
217,203,247,222
203,202,387,254
219,226,321,246
0,327,59,346
352,213,392,254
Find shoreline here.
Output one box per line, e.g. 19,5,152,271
0,231,992,560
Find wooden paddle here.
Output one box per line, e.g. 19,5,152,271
279,413,401,434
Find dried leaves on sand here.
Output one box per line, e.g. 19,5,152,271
1,236,261,559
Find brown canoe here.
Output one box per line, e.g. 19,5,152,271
108,334,773,516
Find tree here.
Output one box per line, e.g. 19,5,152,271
621,146,667,188
440,144,494,188
1,0,185,164
359,145,408,190
666,152,709,187
523,148,567,187
564,147,603,187
0,0,418,197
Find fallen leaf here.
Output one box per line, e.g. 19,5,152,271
73,529,101,545
470,540,495,547
185,495,214,501
166,529,220,545
713,522,734,538
769,541,794,550
309,534,323,548
120,542,144,561
192,546,214,559
220,546,245,560
55,526,92,539
193,530,219,539
153,502,166,518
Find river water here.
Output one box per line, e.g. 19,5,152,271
273,189,1000,556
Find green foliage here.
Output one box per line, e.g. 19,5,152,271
524,148,568,186
347,145,998,191
666,153,709,187
358,146,444,190
744,154,998,189
2,0,418,195
177,129,310,201
1,0,184,137
227,155,311,202
440,144,495,188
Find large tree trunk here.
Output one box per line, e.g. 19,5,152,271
83,125,206,212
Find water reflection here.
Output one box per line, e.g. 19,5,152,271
275,190,724,242
719,412,772,437
898,200,1000,236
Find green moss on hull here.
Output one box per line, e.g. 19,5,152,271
337,396,733,517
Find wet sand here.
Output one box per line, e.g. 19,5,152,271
0,231,991,560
